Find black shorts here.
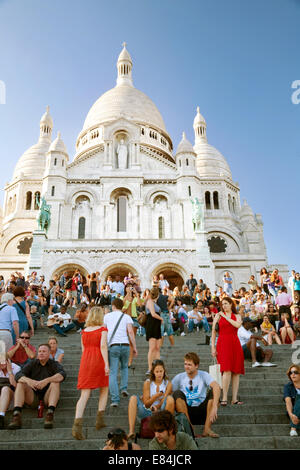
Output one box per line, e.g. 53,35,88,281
242,344,264,362
173,389,213,425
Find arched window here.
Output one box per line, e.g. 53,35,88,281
188,186,192,197
228,194,232,212
205,191,211,210
186,158,189,166
25,191,32,210
78,217,86,239
213,191,219,210
51,186,55,197
158,216,165,239
34,192,40,210
117,196,127,232
232,197,236,214
54,158,57,166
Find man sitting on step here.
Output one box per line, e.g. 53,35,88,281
237,317,277,368
172,352,220,438
7,343,66,430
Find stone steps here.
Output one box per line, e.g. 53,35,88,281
1,325,298,451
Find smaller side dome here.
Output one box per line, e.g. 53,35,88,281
176,132,195,155
240,199,255,218
49,131,68,156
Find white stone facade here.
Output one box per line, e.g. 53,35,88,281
0,44,288,290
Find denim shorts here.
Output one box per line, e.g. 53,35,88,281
132,318,140,329
135,395,167,419
161,311,174,336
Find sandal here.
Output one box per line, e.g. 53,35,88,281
231,401,243,405
220,400,227,406
127,433,136,441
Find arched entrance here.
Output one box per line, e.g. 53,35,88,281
152,264,185,290
52,264,89,280
101,263,138,283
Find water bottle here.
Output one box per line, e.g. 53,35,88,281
37,400,44,418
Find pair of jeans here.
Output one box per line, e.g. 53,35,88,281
53,323,75,336
291,394,300,430
108,344,130,404
201,317,211,334
161,312,174,336
188,319,199,333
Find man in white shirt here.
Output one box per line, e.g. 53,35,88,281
159,274,169,291
104,298,138,407
288,270,296,302
111,276,125,298
172,352,220,438
48,305,75,337
238,318,276,368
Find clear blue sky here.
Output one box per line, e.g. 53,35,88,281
0,0,299,272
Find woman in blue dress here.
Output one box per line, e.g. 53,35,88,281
12,287,34,343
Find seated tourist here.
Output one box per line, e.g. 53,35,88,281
103,428,141,450
72,302,89,332
238,317,277,367
48,337,64,363
127,359,174,440
47,305,75,337
260,314,281,345
187,307,202,333
6,331,36,367
8,343,66,430
149,410,198,450
284,364,300,436
0,358,21,429
172,352,220,438
278,312,296,344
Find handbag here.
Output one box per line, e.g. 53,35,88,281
138,416,155,439
137,311,147,327
209,358,222,388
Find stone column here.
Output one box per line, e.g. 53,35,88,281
195,230,215,292
25,230,47,277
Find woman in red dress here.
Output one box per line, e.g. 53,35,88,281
211,297,244,406
72,306,109,440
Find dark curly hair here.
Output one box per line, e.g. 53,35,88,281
149,410,177,435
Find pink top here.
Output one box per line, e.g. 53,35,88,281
275,293,292,306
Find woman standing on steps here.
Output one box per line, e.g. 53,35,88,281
145,287,164,375
72,306,109,440
127,359,174,440
211,297,244,406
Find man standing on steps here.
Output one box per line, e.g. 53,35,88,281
172,352,220,438
104,298,138,408
8,344,66,430
237,318,277,368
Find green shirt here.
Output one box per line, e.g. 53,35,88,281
149,432,198,450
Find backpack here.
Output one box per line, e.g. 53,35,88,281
64,279,72,290
175,412,198,446
138,416,155,439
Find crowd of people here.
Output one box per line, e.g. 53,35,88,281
0,266,300,448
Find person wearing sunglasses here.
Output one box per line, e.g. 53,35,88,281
284,364,300,436
103,428,141,450
6,330,36,368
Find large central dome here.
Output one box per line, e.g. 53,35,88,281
82,84,167,133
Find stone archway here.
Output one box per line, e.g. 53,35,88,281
101,263,138,283
151,264,185,290
52,264,89,280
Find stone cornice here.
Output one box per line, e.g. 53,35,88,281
43,247,195,254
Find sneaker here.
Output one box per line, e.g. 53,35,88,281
8,412,22,430
121,391,129,398
44,411,54,429
252,362,262,368
110,402,119,408
181,332,186,336
290,429,298,437
261,362,277,367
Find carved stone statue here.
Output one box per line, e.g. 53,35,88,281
36,195,51,233
116,139,128,169
191,197,204,232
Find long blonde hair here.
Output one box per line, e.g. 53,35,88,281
85,306,104,327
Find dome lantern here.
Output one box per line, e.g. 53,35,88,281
193,106,207,143
39,105,53,142
116,42,133,87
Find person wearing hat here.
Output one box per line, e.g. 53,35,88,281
0,293,19,351
237,317,276,368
